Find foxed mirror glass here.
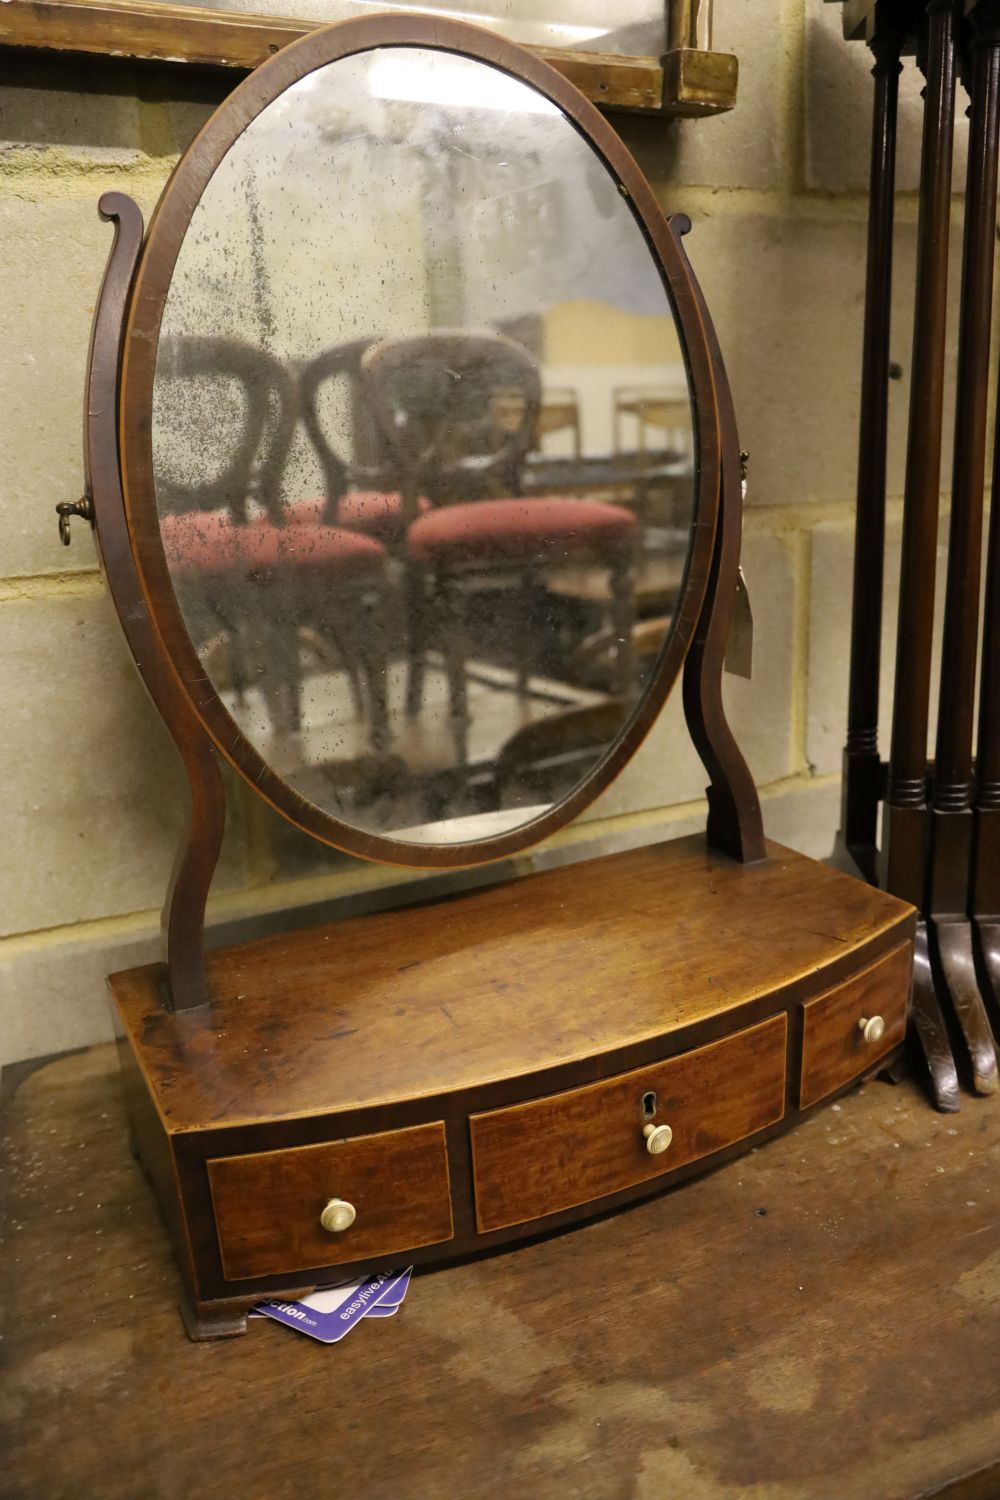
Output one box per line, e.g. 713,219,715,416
149,44,698,849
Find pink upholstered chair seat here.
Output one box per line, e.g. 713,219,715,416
264,492,432,546
406,498,639,567
335,489,432,543
162,509,385,579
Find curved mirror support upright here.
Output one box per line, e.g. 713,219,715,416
121,19,720,866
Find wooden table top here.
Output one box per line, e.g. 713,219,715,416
110,838,909,1128
3,1042,1000,1500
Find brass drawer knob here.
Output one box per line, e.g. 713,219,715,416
320,1198,357,1234
642,1122,673,1156
858,1015,886,1045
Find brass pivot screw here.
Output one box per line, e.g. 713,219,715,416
56,496,94,546
858,1015,886,1045
320,1198,357,1233
642,1122,673,1156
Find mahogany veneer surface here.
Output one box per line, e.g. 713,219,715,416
109,835,914,1326
6,1045,1000,1500
470,1013,788,1232
208,1122,454,1279
800,941,912,1109
111,836,912,1130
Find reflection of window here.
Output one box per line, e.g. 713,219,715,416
613,387,693,463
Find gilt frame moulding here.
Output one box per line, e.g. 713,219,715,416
0,0,738,116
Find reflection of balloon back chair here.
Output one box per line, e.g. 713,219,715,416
362,331,640,765
155,335,297,524
299,340,431,546
492,385,581,464
364,331,541,511
157,336,389,748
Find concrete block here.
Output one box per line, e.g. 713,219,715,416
671,211,962,514
621,0,783,192
678,211,868,508
761,775,841,860
0,922,159,1068
806,512,966,777
586,527,797,820
0,57,147,165
0,588,248,939
805,1,969,196
0,186,170,580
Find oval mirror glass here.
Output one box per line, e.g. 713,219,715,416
147,41,705,852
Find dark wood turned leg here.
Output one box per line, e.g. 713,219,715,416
933,920,999,1094
882,0,957,896
922,5,1000,1094
910,922,962,1112
838,14,904,875
929,812,999,1095
973,918,1000,1031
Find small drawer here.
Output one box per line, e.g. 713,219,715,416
207,1122,453,1281
799,942,912,1109
469,1014,787,1234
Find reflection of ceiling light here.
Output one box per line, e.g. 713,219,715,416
368,52,560,115
350,2,607,43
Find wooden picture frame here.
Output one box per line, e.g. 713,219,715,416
0,0,739,116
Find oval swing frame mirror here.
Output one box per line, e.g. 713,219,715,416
119,14,721,870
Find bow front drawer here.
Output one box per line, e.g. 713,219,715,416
207,1122,453,1281
469,1014,787,1234
799,942,912,1109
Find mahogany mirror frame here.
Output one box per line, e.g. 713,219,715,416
67,15,924,1345
115,12,723,872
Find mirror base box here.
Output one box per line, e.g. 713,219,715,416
109,834,915,1339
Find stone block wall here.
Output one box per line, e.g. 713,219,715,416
0,1,976,1062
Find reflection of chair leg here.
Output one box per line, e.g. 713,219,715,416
230,626,249,708
406,562,428,718
516,571,532,700
258,612,300,736
440,574,469,767
358,587,390,753
609,553,636,696
299,622,364,719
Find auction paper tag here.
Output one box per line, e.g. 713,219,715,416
365,1268,412,1316
253,1268,412,1343
724,566,754,680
